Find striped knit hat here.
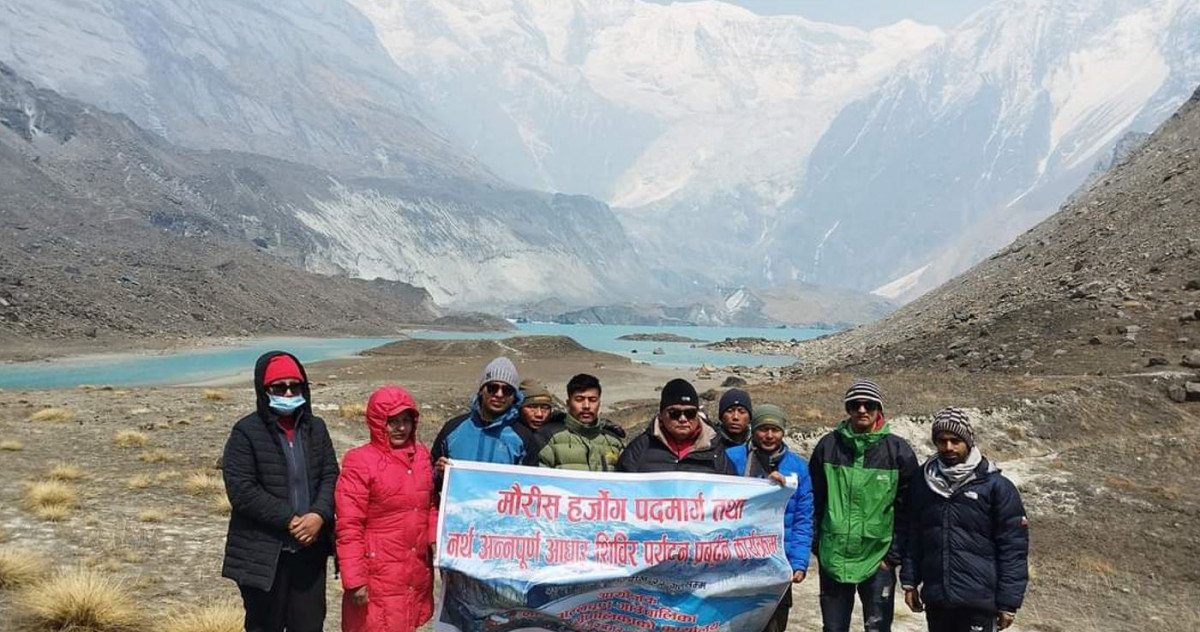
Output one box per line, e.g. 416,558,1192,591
931,407,974,448
843,379,883,408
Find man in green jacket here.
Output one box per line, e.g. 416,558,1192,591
808,379,918,632
533,373,625,471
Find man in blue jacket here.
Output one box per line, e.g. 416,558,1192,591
726,403,814,632
901,408,1029,632
432,357,537,483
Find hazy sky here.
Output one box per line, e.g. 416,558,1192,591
648,0,997,29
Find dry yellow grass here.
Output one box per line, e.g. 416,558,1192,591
162,599,243,632
28,408,76,423
183,471,225,496
136,509,167,524
22,480,78,521
155,470,182,483
113,429,150,448
48,463,85,482
15,567,143,631
0,440,23,451
212,493,232,516
1078,554,1117,576
138,449,178,464
0,546,48,589
126,474,153,490
202,389,229,401
339,401,367,419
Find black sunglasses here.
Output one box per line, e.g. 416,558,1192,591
482,383,516,397
266,382,305,396
845,400,880,413
665,407,699,421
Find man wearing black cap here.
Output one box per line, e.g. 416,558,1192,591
616,378,737,474
714,388,752,447
902,408,1029,632
809,378,918,632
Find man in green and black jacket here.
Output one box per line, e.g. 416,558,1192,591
809,379,918,632
533,373,626,471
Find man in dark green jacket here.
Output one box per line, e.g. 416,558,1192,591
809,379,918,632
534,373,625,471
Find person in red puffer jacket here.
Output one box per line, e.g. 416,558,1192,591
335,385,438,632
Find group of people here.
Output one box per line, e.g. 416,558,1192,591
221,352,1029,632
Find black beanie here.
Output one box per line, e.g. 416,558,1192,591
718,388,752,417
660,378,699,411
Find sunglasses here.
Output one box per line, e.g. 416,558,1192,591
266,382,305,396
845,400,880,413
482,383,516,397
665,407,699,421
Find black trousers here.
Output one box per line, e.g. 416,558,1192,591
761,586,793,632
818,566,896,632
239,549,327,632
925,607,997,632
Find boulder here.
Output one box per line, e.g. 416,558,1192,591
1182,351,1200,369
1188,382,1200,402
721,376,748,388
1146,356,1170,367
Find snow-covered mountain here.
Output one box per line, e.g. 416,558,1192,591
0,0,489,182
349,0,943,204
776,0,1200,301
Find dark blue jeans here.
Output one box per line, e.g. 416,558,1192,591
819,566,895,632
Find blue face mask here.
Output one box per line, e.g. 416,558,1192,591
268,394,306,415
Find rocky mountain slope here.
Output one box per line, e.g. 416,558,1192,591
788,84,1200,381
0,0,488,183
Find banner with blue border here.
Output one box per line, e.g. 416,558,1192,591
434,461,794,632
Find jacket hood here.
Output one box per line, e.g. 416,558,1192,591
837,419,889,453
366,385,420,450
253,351,312,421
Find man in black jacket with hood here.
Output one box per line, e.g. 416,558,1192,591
901,407,1029,632
222,351,339,632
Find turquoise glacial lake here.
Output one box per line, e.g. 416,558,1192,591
0,323,819,389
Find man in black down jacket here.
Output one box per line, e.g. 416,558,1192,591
616,378,736,474
901,408,1029,632
222,351,339,632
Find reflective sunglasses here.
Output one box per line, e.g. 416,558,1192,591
482,382,516,397
665,407,700,421
845,399,880,413
266,381,305,396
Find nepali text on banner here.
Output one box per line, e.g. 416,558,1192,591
433,461,794,632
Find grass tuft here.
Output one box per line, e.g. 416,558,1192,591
28,408,76,423
22,481,78,521
1078,554,1117,576
211,493,232,516
136,509,167,524
339,402,367,419
113,430,150,448
126,474,153,490
138,449,178,464
162,599,243,632
0,440,23,451
0,546,48,589
202,389,229,401
183,471,225,496
48,464,85,482
15,567,143,631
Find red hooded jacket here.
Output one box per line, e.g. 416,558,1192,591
335,386,437,632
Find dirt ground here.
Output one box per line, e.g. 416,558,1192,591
1,340,1198,631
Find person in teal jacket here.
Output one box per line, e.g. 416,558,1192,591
808,379,918,632
726,404,813,632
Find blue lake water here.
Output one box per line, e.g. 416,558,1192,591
0,324,817,389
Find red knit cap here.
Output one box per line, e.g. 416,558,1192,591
263,355,303,384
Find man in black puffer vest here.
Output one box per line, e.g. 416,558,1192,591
222,351,339,632
901,408,1029,632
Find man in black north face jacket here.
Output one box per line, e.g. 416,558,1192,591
222,351,339,632
901,408,1029,632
